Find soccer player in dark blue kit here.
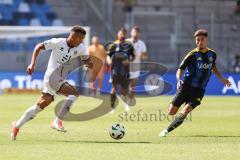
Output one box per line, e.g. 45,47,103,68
159,29,231,137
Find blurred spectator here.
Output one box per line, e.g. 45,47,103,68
232,54,240,73
88,36,106,96
234,0,240,15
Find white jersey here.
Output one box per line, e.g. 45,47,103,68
126,38,147,79
42,38,88,95
126,38,147,63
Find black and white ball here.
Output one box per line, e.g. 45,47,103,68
109,124,125,140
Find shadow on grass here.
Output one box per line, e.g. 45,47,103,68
179,135,240,138
16,139,151,144
57,140,151,144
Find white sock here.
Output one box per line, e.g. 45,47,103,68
15,104,42,129
55,95,78,121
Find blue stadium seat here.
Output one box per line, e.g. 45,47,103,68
18,18,29,25
30,18,41,26
40,16,50,26
41,3,51,13
4,3,18,12
0,0,64,52
0,4,5,11
18,2,31,13
15,0,24,4
30,3,40,12
0,0,13,5
2,10,13,20
52,19,64,26
0,0,61,27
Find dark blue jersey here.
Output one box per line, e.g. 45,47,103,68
179,48,217,91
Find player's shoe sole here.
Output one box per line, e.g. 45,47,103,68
11,121,19,140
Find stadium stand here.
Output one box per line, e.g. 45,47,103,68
0,0,240,72
0,0,64,61
0,0,63,26
45,0,240,71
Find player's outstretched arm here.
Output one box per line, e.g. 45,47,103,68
26,43,45,75
176,69,183,81
212,66,231,87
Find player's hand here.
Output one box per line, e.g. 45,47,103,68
26,64,35,75
177,80,184,90
222,78,231,87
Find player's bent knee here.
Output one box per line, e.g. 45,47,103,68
37,94,53,109
181,105,193,115
168,111,177,115
168,104,179,115
37,100,51,109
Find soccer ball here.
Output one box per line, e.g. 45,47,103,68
109,123,125,140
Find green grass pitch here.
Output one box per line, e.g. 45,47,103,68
0,94,240,160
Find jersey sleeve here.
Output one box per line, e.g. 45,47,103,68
128,44,135,60
179,53,194,70
141,41,147,53
107,43,116,57
212,52,217,67
43,38,59,50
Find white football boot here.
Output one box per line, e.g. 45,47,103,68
159,129,169,137
51,119,67,133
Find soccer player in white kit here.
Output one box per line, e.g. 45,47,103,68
11,26,92,140
126,26,147,111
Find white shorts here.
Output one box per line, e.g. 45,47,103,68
129,71,140,79
42,70,66,96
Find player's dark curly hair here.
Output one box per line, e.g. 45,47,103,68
71,25,86,35
194,29,208,37
118,27,127,34
132,26,140,32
